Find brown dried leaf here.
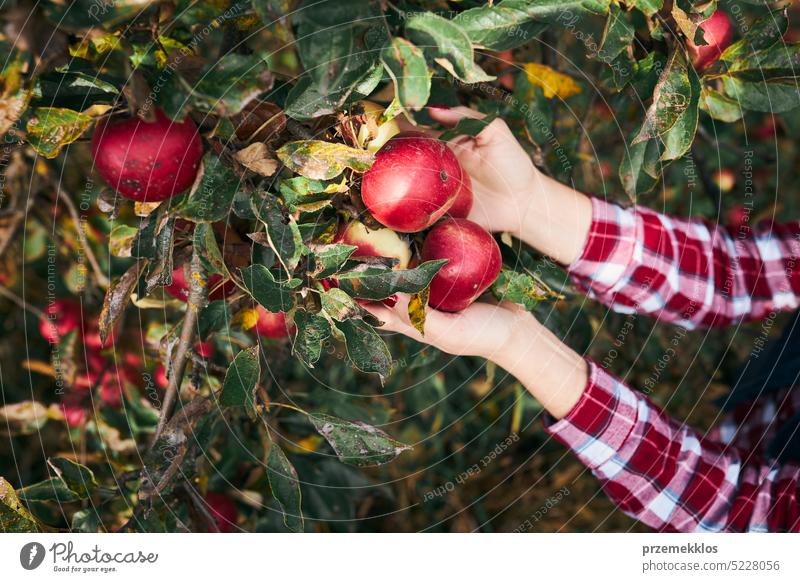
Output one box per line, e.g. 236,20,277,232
231,99,286,142
99,261,145,345
234,142,279,176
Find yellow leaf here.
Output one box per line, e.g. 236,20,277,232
408,288,430,336
522,63,581,100
238,307,260,330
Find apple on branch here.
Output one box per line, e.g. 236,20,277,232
688,10,734,71
91,107,203,203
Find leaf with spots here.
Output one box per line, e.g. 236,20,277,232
309,413,411,467
26,107,92,159
277,140,374,180
266,442,303,532
0,477,39,532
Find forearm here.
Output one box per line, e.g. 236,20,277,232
491,316,588,420
508,171,593,266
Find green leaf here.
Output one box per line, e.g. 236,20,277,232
266,443,303,532
192,54,272,115
700,87,744,122
309,413,411,467
721,11,788,64
336,318,391,380
633,52,692,144
320,288,363,322
26,107,92,159
220,346,260,415
0,477,39,531
439,113,498,141
278,177,346,212
292,308,332,366
598,5,635,87
491,269,552,311
239,264,297,313
251,194,305,273
726,43,800,83
453,0,548,51
17,477,82,503
628,0,663,16
620,128,660,200
721,76,800,113
109,224,138,257
48,457,98,499
335,260,447,300
660,63,700,161
277,140,374,180
381,38,432,112
406,13,494,83
308,244,357,278
287,0,385,119
179,153,241,223
199,300,233,337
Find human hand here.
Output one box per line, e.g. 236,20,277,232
426,106,540,236
363,294,588,419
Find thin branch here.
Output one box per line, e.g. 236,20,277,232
151,247,207,443
55,188,111,288
0,285,46,320
182,482,220,533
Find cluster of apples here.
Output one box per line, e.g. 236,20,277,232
40,299,141,426
342,126,501,312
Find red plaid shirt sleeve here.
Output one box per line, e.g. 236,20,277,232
568,197,800,328
545,361,800,532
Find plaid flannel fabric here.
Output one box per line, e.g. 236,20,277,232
567,197,800,329
544,197,800,532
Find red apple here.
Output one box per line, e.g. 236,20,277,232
447,168,473,219
39,299,81,344
60,392,89,427
361,132,463,232
254,305,294,339
495,50,516,90
99,375,124,408
165,264,234,302
754,117,778,141
335,221,411,269
91,108,203,202
205,492,238,533
688,10,733,71
153,364,169,390
421,219,502,312
195,341,215,359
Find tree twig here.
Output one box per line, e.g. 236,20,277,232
55,188,110,288
182,482,220,532
0,285,46,320
151,247,207,444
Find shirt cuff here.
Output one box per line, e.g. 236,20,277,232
566,196,638,294
544,359,640,470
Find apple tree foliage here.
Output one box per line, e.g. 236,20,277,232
2,0,800,532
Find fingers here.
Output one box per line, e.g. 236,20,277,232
427,106,486,127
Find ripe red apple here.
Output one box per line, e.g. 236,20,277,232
714,168,736,193
205,492,238,533
688,10,733,71
91,108,203,202
361,132,463,233
421,219,502,312
60,392,89,427
254,305,294,338
195,341,215,359
495,50,516,91
39,299,81,344
447,168,473,219
153,364,169,390
335,221,411,269
99,375,124,408
165,264,234,302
